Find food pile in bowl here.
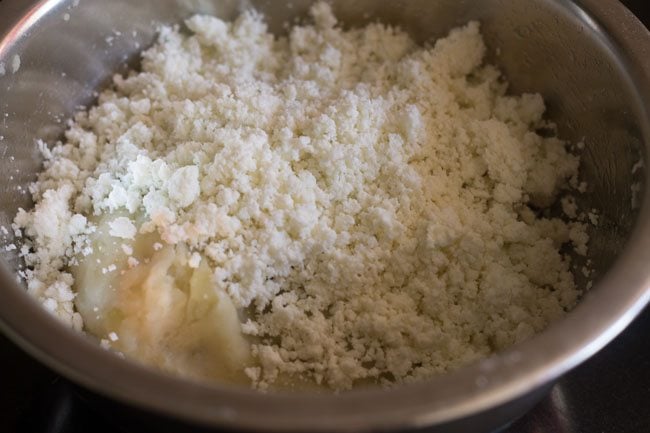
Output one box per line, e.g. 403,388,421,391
8,2,596,391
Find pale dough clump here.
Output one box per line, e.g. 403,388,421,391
14,3,587,390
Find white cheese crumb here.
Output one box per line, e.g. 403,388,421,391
108,331,119,341
167,166,200,208
188,252,202,268
561,196,578,219
108,217,137,239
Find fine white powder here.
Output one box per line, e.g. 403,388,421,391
14,3,588,390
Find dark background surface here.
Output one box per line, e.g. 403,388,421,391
2,1,650,432
623,0,650,23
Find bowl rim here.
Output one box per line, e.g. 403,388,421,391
1,0,650,431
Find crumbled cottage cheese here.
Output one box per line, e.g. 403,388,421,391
13,3,588,390
108,216,137,239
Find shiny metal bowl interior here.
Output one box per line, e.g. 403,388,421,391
1,0,650,432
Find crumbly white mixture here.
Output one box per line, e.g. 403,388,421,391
14,3,588,390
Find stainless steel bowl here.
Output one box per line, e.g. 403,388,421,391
1,0,650,432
